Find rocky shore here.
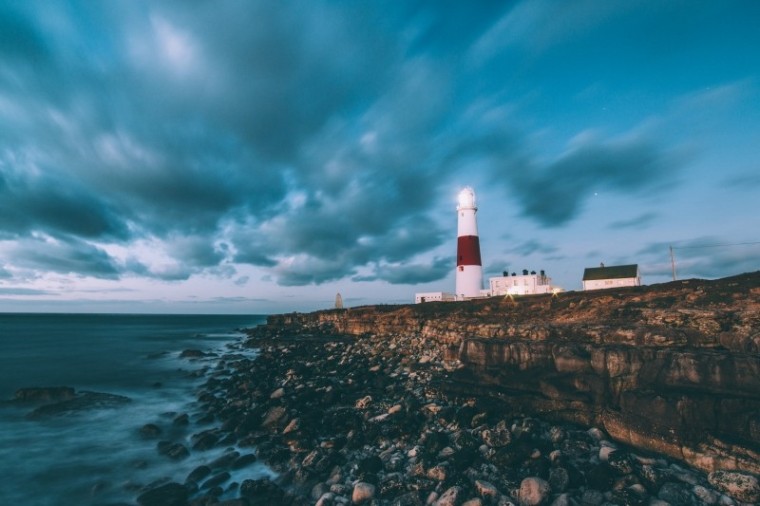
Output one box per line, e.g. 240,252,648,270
133,294,757,505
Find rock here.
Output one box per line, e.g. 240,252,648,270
157,441,189,460
474,479,499,499
435,486,463,506
658,481,693,505
186,465,211,484
549,426,567,444
548,467,569,493
518,477,550,506
607,450,634,475
201,471,231,489
580,489,603,506
239,478,283,502
270,387,285,399
231,453,257,469
355,396,373,409
352,481,376,504
14,386,75,402
173,413,189,426
427,464,448,481
208,451,239,469
191,429,220,450
636,464,665,493
261,406,287,429
180,349,205,358
26,391,131,418
358,455,384,475
693,484,720,505
316,491,334,506
136,482,188,506
708,470,760,504
282,417,300,434
462,499,482,506
139,423,162,438
598,446,615,462
550,494,570,506
481,421,512,448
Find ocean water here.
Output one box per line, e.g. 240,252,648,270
0,313,274,505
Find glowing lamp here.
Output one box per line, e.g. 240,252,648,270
457,187,476,210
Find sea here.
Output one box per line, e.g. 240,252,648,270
0,312,275,505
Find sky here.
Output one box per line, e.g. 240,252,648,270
0,1,759,314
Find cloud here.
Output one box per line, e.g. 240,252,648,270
353,257,451,285
0,1,464,288
722,171,760,189
608,212,658,230
0,287,52,296
507,239,559,256
470,0,636,63
2,236,121,279
274,256,357,287
482,132,677,227
674,80,753,114
0,0,747,298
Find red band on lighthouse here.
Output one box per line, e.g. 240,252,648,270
457,236,482,266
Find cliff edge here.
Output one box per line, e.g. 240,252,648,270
261,271,760,476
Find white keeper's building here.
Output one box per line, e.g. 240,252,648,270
582,263,641,290
489,269,558,296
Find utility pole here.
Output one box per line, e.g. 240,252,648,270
669,245,677,281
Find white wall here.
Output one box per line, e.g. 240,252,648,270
414,292,456,303
582,277,640,291
489,274,554,296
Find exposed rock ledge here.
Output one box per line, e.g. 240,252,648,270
261,272,760,476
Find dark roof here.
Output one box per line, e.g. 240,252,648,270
583,264,639,281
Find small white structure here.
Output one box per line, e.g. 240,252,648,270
489,269,556,296
582,263,641,291
414,292,456,304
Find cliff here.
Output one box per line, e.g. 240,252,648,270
262,271,760,476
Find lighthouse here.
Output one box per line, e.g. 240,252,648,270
456,187,483,298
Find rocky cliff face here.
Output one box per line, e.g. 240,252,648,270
263,272,760,475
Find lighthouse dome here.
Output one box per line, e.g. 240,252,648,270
457,187,476,210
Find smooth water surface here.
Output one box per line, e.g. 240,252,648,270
0,313,272,505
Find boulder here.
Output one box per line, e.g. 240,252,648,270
136,482,188,506
518,477,550,506
708,470,760,503
352,481,375,504
14,386,75,402
434,486,463,506
139,423,162,438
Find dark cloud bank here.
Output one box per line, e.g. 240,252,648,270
0,1,680,287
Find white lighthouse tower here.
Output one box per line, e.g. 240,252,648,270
456,187,483,299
